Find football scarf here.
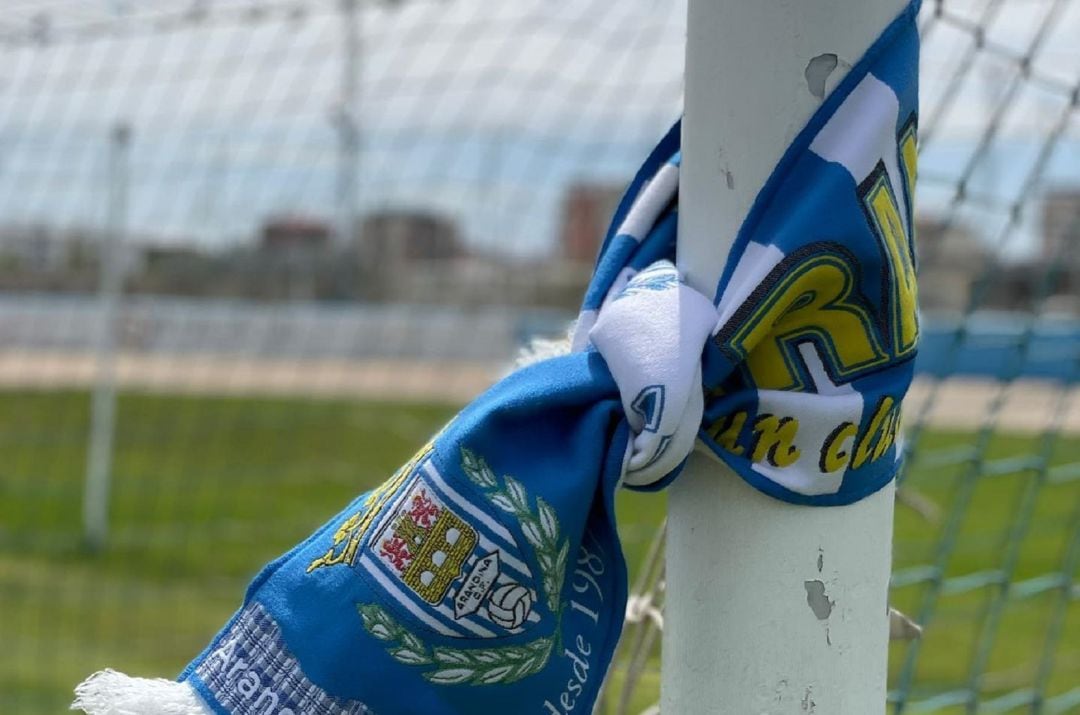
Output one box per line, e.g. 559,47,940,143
73,2,919,714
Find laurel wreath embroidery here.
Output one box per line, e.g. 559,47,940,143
357,447,569,686
459,447,569,615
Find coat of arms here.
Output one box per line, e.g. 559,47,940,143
358,447,569,686
308,441,552,646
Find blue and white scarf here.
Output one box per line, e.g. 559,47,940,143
74,3,919,714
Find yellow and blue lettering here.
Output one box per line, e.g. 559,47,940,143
717,245,889,392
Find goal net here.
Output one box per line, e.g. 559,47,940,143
0,1,1076,713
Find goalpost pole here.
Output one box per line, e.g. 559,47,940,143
665,0,907,712
83,122,131,550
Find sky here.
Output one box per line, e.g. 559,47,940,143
0,0,1077,261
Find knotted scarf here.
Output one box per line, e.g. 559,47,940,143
74,2,920,713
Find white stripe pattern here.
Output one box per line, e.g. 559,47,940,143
615,162,679,241
422,461,513,542
357,553,467,638
810,74,909,235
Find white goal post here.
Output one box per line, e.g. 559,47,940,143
664,0,907,712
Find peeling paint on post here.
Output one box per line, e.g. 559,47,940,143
804,53,839,99
804,580,835,621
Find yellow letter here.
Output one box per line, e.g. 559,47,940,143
819,422,857,473
852,396,896,469
872,404,902,462
899,120,918,219
706,411,747,455
863,171,919,356
723,252,888,391
750,415,801,468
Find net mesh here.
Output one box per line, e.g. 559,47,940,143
0,1,1077,713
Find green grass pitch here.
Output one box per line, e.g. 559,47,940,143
0,391,1076,713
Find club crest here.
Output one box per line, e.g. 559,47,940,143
358,447,570,687
371,483,478,605
308,442,552,644
359,467,542,639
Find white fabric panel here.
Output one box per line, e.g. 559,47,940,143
615,162,679,241
750,345,864,496
809,74,908,235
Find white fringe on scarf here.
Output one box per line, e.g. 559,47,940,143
512,324,574,370
71,670,210,715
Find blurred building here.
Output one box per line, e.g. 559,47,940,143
915,216,990,313
261,215,332,256
1041,189,1080,265
356,210,465,302
359,210,464,266
0,224,69,272
558,183,625,263
131,245,220,296
0,224,144,293
917,201,1080,316
251,215,337,300
1036,189,1080,313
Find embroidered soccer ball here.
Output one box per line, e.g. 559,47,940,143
486,583,533,629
